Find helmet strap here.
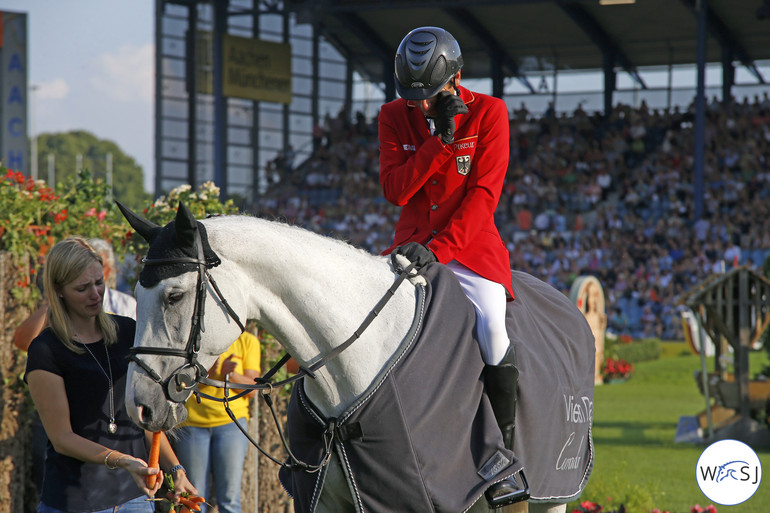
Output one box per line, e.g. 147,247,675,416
449,76,460,95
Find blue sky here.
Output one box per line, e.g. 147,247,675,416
0,0,155,191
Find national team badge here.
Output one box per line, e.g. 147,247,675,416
456,155,471,175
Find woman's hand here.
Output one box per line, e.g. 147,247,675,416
116,455,164,497
170,468,199,500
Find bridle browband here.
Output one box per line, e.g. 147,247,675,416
129,228,417,472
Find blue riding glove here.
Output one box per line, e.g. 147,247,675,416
394,242,437,269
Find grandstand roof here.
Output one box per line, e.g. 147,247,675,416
287,0,770,91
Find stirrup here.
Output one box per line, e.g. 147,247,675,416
485,469,530,509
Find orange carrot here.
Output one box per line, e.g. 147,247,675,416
179,497,201,511
146,431,162,488
188,495,206,503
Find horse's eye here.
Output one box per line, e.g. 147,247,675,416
168,292,183,304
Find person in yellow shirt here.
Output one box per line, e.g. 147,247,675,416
173,329,261,513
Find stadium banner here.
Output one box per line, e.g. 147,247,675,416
0,11,28,175
223,35,291,104
195,31,292,104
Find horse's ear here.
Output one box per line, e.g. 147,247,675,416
174,201,199,249
116,201,161,243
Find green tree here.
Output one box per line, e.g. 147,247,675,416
35,130,151,209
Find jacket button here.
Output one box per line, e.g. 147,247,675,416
431,179,438,185
432,229,438,235
431,204,438,211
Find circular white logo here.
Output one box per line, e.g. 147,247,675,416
696,439,762,505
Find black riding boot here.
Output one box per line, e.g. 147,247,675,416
483,346,530,509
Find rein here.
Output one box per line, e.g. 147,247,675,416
130,236,418,473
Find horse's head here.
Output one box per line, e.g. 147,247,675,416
118,201,244,431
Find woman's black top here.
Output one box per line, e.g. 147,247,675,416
25,315,149,511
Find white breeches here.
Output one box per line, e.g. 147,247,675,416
447,261,510,365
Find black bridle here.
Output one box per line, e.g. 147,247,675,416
128,228,243,402
129,228,417,472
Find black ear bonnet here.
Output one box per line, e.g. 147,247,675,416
116,201,221,288
139,219,220,287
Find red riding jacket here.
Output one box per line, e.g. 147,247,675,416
379,85,513,298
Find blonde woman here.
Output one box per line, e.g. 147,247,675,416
25,237,196,513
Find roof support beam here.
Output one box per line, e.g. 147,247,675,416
314,11,393,94
315,12,397,99
321,29,394,101
603,50,616,116
333,12,394,75
678,0,765,84
559,2,647,90
722,46,735,103
212,0,228,197
444,7,536,94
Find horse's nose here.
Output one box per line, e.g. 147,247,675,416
135,404,154,427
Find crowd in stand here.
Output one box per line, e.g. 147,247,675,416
249,92,770,342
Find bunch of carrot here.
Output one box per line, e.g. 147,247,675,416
160,491,206,512
178,495,205,512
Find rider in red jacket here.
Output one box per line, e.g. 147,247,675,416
379,81,513,297
379,26,529,509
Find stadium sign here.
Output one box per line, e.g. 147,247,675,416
197,32,292,104
0,11,28,174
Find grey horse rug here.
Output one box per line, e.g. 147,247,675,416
507,270,595,503
279,264,595,512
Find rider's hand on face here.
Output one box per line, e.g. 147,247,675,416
431,90,468,145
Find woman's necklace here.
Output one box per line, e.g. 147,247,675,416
79,337,117,434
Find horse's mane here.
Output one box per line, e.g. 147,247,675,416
200,213,383,264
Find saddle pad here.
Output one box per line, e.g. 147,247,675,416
280,263,522,513
507,270,595,503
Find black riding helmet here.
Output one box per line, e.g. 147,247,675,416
394,26,463,101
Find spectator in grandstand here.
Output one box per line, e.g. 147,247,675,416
608,307,629,334
378,26,526,508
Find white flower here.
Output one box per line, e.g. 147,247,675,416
201,181,220,194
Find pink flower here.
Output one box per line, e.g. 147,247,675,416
84,207,97,217
97,210,107,221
